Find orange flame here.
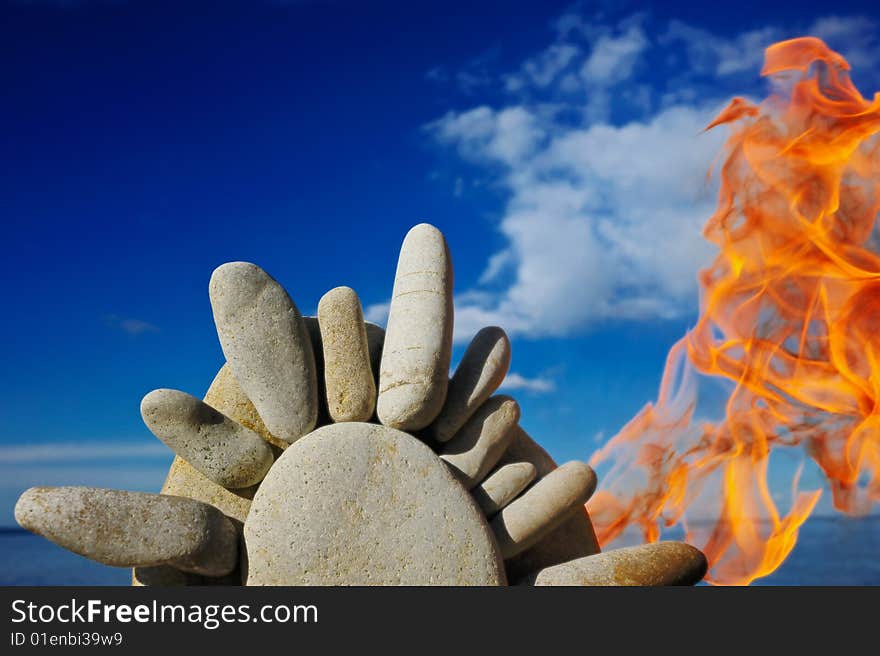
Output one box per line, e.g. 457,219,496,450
588,37,880,585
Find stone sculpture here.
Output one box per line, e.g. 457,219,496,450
15,224,707,586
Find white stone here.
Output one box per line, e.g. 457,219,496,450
429,326,511,443
15,487,238,576
209,262,317,444
490,461,597,560
439,395,519,489
496,426,602,580
244,422,505,585
471,462,537,516
377,224,453,431
140,388,274,489
317,287,377,422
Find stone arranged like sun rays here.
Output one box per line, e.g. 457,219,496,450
14,223,707,586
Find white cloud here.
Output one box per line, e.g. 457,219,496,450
808,16,880,71
424,12,878,343
364,300,390,325
662,21,781,78
428,105,545,166
0,441,169,464
431,101,723,341
581,24,648,85
505,43,581,92
105,314,159,336
499,372,556,393
663,15,880,81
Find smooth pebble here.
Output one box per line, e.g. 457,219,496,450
140,388,274,489
209,262,317,444
439,395,519,489
15,487,238,576
429,326,510,443
317,287,377,422
377,224,453,431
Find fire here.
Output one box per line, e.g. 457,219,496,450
588,37,880,585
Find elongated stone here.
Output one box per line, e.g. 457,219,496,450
303,316,384,424
439,395,519,489
15,487,238,576
318,287,377,422
377,224,453,431
429,327,511,443
490,461,597,560
155,366,267,532
471,462,537,516
244,423,505,585
496,426,602,580
520,542,708,586
146,413,256,582
141,389,274,489
209,261,317,444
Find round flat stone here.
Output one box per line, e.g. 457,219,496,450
244,422,505,585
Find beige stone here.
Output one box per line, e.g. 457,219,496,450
317,287,377,422
244,422,505,585
496,426,602,580
377,224,453,431
471,462,537,516
429,326,511,443
203,364,285,449
491,461,597,560
521,542,708,586
303,316,383,425
15,487,238,576
154,366,276,532
209,261,317,444
160,457,256,525
140,389,274,489
439,395,519,489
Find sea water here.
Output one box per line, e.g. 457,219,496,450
0,516,877,586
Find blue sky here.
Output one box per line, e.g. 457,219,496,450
2,0,880,526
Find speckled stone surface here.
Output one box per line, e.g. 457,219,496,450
521,542,708,586
490,461,597,559
155,365,277,528
496,426,602,580
203,363,286,449
429,326,511,443
377,224,453,431
471,462,537,516
140,388,274,489
244,422,505,585
15,487,238,576
439,395,519,489
317,287,377,422
209,261,318,444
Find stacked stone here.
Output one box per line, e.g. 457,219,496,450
14,223,708,587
